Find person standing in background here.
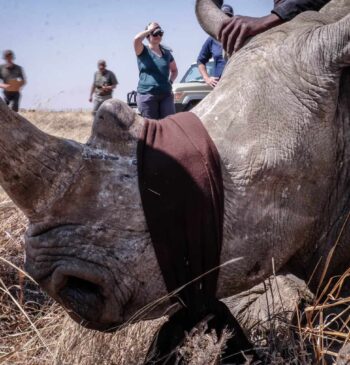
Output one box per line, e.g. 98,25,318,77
89,60,118,115
134,22,178,119
0,50,26,112
197,4,234,88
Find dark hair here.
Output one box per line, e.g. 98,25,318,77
3,50,14,59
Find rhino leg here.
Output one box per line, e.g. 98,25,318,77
223,273,314,337
144,273,311,365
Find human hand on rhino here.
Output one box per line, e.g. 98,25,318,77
212,0,333,54
219,14,283,54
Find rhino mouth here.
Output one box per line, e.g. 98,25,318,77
58,276,105,323
43,266,123,331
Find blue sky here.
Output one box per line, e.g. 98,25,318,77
0,0,272,110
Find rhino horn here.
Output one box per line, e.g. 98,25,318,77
195,0,229,41
0,99,82,217
87,98,142,156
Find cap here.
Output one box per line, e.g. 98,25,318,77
221,4,234,16
3,50,14,59
97,59,106,66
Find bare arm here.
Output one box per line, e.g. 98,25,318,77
203,0,329,56
198,63,209,81
197,39,218,87
218,0,330,55
134,24,159,56
198,63,218,88
19,68,26,87
89,84,95,102
219,14,283,55
169,60,178,83
0,70,9,90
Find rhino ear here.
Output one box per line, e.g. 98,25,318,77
320,0,350,22
318,13,350,68
195,0,229,41
87,99,143,156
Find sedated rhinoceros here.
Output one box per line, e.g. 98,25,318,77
0,0,349,335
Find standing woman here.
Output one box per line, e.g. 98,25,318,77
134,22,178,119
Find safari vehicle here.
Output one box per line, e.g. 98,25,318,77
173,60,214,112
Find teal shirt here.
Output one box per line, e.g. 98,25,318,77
137,45,174,95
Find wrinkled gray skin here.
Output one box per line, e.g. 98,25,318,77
0,0,349,331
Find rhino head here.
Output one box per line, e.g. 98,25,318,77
0,100,158,330
0,0,349,332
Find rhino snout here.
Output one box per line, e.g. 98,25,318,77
25,256,124,331
24,225,126,331
55,274,105,322
50,266,123,331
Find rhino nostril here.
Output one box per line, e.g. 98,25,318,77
58,276,105,321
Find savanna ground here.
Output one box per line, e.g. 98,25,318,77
1,110,350,364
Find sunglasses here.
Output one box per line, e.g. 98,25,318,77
152,29,164,37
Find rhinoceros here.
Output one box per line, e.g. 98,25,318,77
0,0,349,334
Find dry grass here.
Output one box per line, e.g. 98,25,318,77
21,110,93,143
178,326,231,365
1,111,350,364
301,270,350,364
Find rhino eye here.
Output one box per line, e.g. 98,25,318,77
120,174,132,182
132,159,137,166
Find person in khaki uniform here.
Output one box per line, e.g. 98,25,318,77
89,59,118,115
0,50,26,112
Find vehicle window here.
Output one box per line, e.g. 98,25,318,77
181,61,214,83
